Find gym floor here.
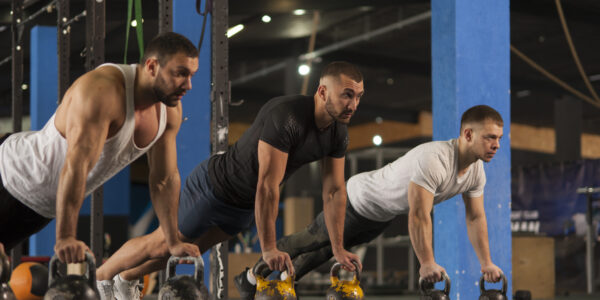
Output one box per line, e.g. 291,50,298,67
141,293,600,299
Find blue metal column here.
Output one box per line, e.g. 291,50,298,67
431,1,511,299
28,26,58,255
173,0,212,285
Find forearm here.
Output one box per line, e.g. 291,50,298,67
408,212,435,264
466,215,493,266
255,185,279,251
149,174,181,246
322,187,346,253
56,163,88,239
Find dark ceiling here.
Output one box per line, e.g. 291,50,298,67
1,0,600,133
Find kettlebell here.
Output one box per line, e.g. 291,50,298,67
43,252,99,300
158,256,209,300
419,272,451,300
479,273,507,300
325,261,363,300
0,252,16,300
254,261,297,300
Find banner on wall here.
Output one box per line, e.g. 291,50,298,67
511,159,600,236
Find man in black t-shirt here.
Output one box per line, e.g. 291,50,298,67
96,61,365,300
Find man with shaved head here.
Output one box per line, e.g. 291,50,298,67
97,61,365,300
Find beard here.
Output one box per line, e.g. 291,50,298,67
153,73,183,107
325,95,353,124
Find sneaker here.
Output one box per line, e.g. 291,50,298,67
113,274,142,300
96,279,115,300
234,268,256,300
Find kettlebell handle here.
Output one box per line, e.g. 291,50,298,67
329,261,361,282
479,273,507,295
165,256,205,285
252,261,295,289
0,252,11,284
48,252,97,288
419,272,451,295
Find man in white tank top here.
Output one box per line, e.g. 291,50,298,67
0,33,202,270
234,105,506,299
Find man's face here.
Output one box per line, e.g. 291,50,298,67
465,119,503,162
323,74,364,124
151,52,199,107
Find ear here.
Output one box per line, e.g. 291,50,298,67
145,57,159,77
464,128,473,142
317,84,327,101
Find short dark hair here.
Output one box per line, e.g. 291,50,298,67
460,105,504,129
320,61,363,83
143,32,199,66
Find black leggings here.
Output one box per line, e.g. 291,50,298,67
254,201,391,280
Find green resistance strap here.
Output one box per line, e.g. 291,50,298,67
124,0,144,64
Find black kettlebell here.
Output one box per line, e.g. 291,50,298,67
0,252,16,300
419,272,451,300
44,252,99,300
479,273,507,300
158,256,209,300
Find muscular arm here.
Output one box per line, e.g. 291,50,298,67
322,156,361,270
55,75,118,262
255,141,293,272
407,182,435,266
463,194,502,281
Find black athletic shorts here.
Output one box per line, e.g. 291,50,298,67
0,133,53,251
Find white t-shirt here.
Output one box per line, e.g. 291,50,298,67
347,139,486,222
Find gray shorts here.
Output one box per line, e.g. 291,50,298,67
178,159,254,238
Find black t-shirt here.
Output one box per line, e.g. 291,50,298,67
207,95,348,208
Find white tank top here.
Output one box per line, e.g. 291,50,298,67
0,63,167,218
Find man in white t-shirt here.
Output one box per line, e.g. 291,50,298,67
235,105,504,298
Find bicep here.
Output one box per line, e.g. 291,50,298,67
408,181,435,215
148,105,182,178
463,194,485,220
322,156,346,191
257,140,288,186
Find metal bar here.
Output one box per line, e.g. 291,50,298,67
61,9,86,29
210,0,228,298
0,56,12,68
57,0,69,100
408,245,415,291
86,0,105,264
9,0,25,270
586,192,595,294
16,0,57,28
158,0,173,34
231,10,431,86
375,148,384,285
12,0,24,133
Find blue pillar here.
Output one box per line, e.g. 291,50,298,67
431,1,511,299
29,26,130,256
29,26,58,256
173,0,212,281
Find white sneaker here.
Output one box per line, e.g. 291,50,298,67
96,279,115,300
113,274,142,300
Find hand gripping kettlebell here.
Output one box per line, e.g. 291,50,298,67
158,256,209,300
44,252,100,300
479,273,507,300
0,252,16,300
419,272,451,300
326,261,363,300
253,261,297,300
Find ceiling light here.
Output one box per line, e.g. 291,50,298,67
131,20,137,27
227,24,244,38
261,15,271,23
373,135,382,146
589,74,600,82
293,9,306,16
21,84,28,90
298,64,310,76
